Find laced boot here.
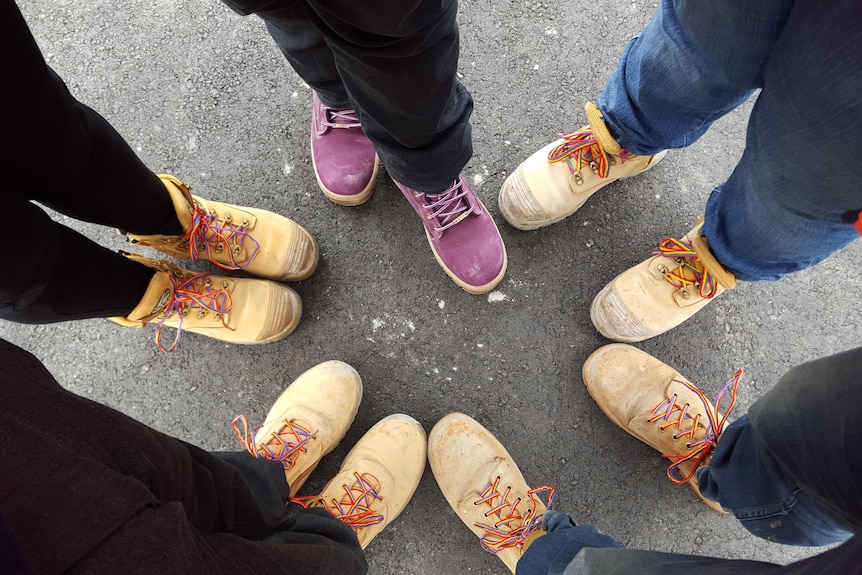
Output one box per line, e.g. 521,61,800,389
126,174,318,282
232,360,363,496
397,175,507,294
311,91,379,206
428,412,555,573
582,344,743,513
591,216,737,342
498,102,667,230
109,253,301,351
292,414,426,548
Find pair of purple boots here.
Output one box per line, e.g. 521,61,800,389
310,92,506,295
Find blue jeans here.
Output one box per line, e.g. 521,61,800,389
518,347,862,575
597,0,862,281
221,0,473,193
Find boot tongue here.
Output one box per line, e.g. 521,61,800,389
125,273,175,322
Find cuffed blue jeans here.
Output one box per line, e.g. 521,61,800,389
517,347,862,574
221,0,473,193
597,0,862,281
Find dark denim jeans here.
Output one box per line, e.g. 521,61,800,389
518,347,862,575
223,0,474,193
597,0,862,281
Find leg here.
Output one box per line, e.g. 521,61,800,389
698,347,862,545
250,0,472,191
0,338,366,573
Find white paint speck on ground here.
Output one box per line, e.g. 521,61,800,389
488,291,508,303
372,319,385,331
438,300,445,309
407,321,416,332
477,343,484,348
546,27,558,35
291,91,298,97
473,174,483,185
283,164,293,176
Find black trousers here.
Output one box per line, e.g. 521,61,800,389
0,337,366,574
2,0,181,324
224,0,474,193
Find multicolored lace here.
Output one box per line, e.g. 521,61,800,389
656,237,718,299
155,272,233,352
419,177,477,234
473,476,555,556
185,202,260,271
292,472,385,530
548,129,627,184
650,370,744,484
231,414,317,469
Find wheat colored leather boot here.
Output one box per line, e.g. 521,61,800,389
582,344,743,513
126,174,318,282
109,254,301,351
292,414,426,549
232,360,363,497
591,216,737,342
499,102,666,230
429,412,554,573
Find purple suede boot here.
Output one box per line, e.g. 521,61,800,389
397,175,507,294
311,91,379,206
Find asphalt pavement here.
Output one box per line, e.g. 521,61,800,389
6,0,861,573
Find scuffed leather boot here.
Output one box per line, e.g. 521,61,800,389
109,253,301,351
292,414,426,549
429,412,554,573
232,360,363,496
591,216,737,342
126,174,318,282
583,344,743,513
499,102,666,230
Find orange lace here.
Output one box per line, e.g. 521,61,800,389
231,414,316,469
155,272,233,352
472,476,555,555
649,370,744,484
291,472,385,530
656,237,718,298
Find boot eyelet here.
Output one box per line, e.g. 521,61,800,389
241,217,249,225
574,173,584,185
215,244,224,252
224,212,232,222
233,246,241,255
197,310,207,319
675,257,685,265
657,264,668,275
222,281,229,289
680,289,691,300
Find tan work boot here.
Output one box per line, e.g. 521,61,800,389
293,414,426,548
109,253,301,351
232,360,363,497
582,344,744,513
428,413,554,573
498,102,667,230
126,174,318,282
591,216,737,342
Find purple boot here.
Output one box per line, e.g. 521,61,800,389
397,175,507,294
311,92,379,206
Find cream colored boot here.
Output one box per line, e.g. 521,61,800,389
293,414,426,549
591,216,737,342
428,413,554,573
232,360,363,497
498,102,666,230
109,254,301,351
582,344,744,513
126,174,318,282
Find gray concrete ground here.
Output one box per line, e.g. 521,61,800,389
6,0,861,573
